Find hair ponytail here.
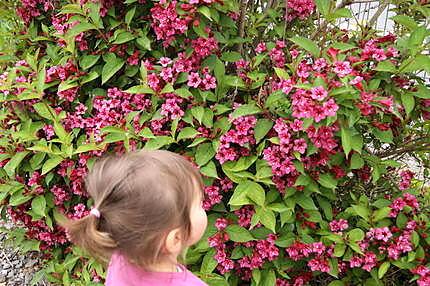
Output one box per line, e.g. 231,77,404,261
61,212,117,264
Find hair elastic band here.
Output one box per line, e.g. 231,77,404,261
90,208,101,218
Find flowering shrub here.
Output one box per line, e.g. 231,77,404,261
1,0,430,285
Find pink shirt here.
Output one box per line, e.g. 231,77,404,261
105,252,208,286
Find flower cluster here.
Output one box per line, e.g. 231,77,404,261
215,111,257,164
399,170,414,190
187,68,217,90
389,193,420,217
202,178,233,210
17,0,55,25
151,1,191,46
285,0,315,21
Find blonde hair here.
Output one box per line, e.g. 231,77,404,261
62,150,204,269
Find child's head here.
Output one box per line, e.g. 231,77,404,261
64,150,207,269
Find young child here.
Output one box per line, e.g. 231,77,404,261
64,150,208,285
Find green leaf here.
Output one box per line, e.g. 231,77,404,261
31,196,46,217
231,103,261,119
198,6,212,21
160,83,174,94
318,173,337,189
373,207,391,222
331,7,352,19
42,155,64,175
144,136,174,150
10,190,32,206
350,153,364,169
225,225,255,242
111,31,136,44
229,180,265,206
314,0,330,17
66,22,96,38
274,68,290,80
191,106,205,124
177,127,199,141
341,126,352,157
175,88,193,98
378,262,390,279
333,243,346,257
125,6,136,26
352,205,369,220
328,281,345,286
73,143,102,154
373,129,393,143
290,36,319,57
200,161,218,178
254,119,273,143
408,26,426,48
375,61,396,73
195,143,216,166
221,51,242,62
201,248,217,273
347,228,364,241
295,193,317,210
4,151,30,177
260,270,276,286
79,54,100,70
136,36,151,50
125,85,154,94
351,134,363,153
102,54,125,84
33,102,55,120
391,15,418,30
401,93,415,116
222,156,257,172
400,55,430,73
255,206,276,233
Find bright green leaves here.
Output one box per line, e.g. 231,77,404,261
42,155,64,175
231,103,262,119
314,0,330,18
254,119,273,144
195,143,216,166
101,53,125,85
144,136,174,150
229,180,265,207
340,126,352,157
225,225,255,242
401,92,415,116
200,249,217,274
255,206,276,233
289,36,319,57
79,54,100,70
4,151,30,178
350,153,364,169
31,196,47,218
318,173,337,190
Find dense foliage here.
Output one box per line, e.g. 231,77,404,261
0,0,430,285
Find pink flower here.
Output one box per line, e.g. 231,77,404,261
159,57,172,67
308,258,330,273
349,256,362,268
293,138,307,154
310,86,328,101
329,219,349,232
361,252,377,272
255,42,267,53
333,61,353,77
215,218,229,231
187,72,201,88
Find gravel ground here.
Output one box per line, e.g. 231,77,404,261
0,220,48,286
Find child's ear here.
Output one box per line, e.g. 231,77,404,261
164,227,183,255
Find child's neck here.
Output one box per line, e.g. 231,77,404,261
147,258,180,273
